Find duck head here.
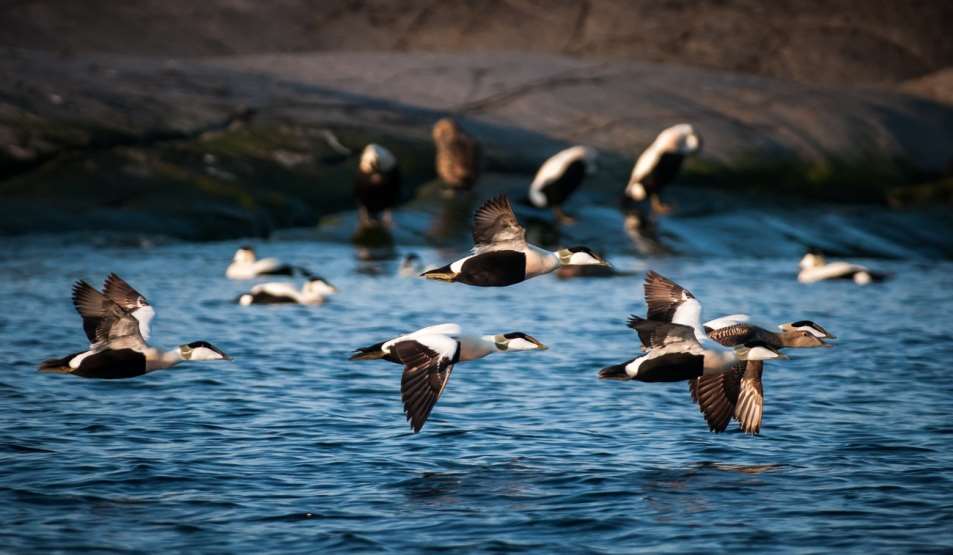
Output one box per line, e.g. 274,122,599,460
179,341,231,361
557,246,610,267
493,332,547,352
359,143,397,174
735,342,788,361
233,246,256,264
779,320,836,340
304,276,338,296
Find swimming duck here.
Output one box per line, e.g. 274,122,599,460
226,246,305,280
422,195,609,287
398,253,425,277
349,323,547,432
237,276,337,305
625,124,701,214
689,317,836,434
528,146,598,224
798,249,889,285
354,143,401,226
39,276,229,379
433,117,481,191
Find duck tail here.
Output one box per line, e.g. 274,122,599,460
349,342,388,361
598,362,631,380
38,353,79,373
421,265,458,282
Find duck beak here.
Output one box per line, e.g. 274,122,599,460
529,336,548,350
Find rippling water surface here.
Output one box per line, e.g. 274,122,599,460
1,236,951,553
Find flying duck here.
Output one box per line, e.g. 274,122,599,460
798,249,889,285
39,275,229,379
349,323,547,432
598,315,785,383
433,117,481,191
625,124,702,214
354,143,401,227
226,246,306,280
528,146,598,224
422,195,609,287
689,316,836,434
237,276,337,305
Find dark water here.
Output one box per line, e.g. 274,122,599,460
1,236,952,554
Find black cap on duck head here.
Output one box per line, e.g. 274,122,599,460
181,341,231,361
234,246,257,263
494,332,547,351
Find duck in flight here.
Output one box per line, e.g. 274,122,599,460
598,270,787,382
689,315,835,434
350,323,547,432
527,145,598,224
422,195,609,287
236,275,337,305
226,246,309,280
636,271,835,433
39,274,230,379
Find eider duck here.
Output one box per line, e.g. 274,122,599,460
598,271,786,382
528,146,598,224
798,249,889,285
598,315,785,383
398,253,425,277
349,323,547,432
39,275,229,379
422,195,609,287
625,124,702,214
237,276,337,305
354,143,401,226
226,246,305,280
689,317,836,434
433,117,481,191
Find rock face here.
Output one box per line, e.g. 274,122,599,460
3,1,952,88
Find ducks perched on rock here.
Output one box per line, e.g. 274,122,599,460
798,249,889,285
39,275,229,379
350,323,547,432
422,195,609,287
237,276,337,305
689,317,835,434
226,246,306,280
625,124,702,214
433,117,481,191
528,146,598,224
354,143,401,227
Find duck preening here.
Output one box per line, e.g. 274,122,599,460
433,117,481,191
354,143,401,227
528,145,598,224
349,323,547,432
226,246,309,280
236,276,337,305
798,249,889,285
39,275,229,379
422,195,609,287
625,124,701,214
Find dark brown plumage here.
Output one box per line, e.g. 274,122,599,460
394,340,458,433
433,117,481,190
643,270,696,322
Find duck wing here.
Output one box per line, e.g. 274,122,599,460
706,323,759,347
394,336,460,433
72,281,127,343
626,315,697,350
472,195,526,253
102,273,154,341
688,363,745,433
735,361,764,434
643,271,702,328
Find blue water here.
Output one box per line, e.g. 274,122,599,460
1,236,952,553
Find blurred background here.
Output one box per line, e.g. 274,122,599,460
1,0,951,255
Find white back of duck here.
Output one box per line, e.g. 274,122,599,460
529,146,597,207
627,123,701,201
